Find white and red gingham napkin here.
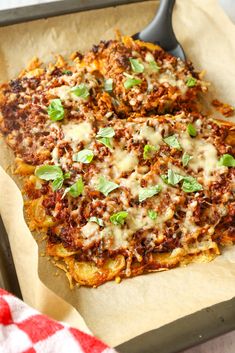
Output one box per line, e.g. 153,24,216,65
0,288,116,353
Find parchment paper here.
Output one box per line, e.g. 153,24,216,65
0,0,235,347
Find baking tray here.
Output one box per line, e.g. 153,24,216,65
0,1,234,352
0,216,22,298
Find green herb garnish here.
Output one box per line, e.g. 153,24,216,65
186,77,197,87
148,60,160,72
148,210,158,220
182,152,193,167
161,168,203,193
71,83,90,99
35,165,63,181
129,58,144,73
163,135,182,150
160,174,168,184
63,172,71,179
218,154,235,167
62,70,72,75
97,176,119,196
139,185,162,202
66,178,84,198
96,127,115,138
143,144,157,160
110,211,128,225
47,99,64,121
96,127,115,149
124,77,142,90
73,149,94,164
181,176,203,193
167,169,185,186
35,165,69,191
98,137,112,149
187,123,197,137
52,177,64,191
89,217,104,227
145,53,160,71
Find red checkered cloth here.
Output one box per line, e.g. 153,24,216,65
0,288,116,353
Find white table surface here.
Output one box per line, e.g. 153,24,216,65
0,1,234,352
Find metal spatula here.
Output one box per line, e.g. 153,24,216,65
133,0,186,61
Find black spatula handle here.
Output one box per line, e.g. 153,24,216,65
137,0,177,50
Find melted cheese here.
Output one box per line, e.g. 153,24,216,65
180,133,218,183
158,73,187,94
50,85,71,100
133,125,162,146
81,222,101,246
102,208,156,250
120,171,142,197
50,85,93,103
127,207,155,231
51,146,59,164
155,207,175,229
101,226,130,250
112,149,138,176
182,200,199,235
62,121,93,143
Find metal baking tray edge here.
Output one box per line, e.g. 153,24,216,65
0,1,234,352
0,0,149,27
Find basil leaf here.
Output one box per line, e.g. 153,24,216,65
129,58,144,73
167,169,185,186
62,70,72,75
163,135,182,150
97,176,119,196
143,144,157,160
73,149,94,164
186,77,197,87
96,127,115,138
104,78,113,92
149,60,160,72
139,185,162,202
187,123,197,137
148,210,158,220
63,172,71,179
89,217,104,227
182,152,193,167
98,137,112,149
110,211,128,225
181,176,203,193
160,174,168,184
71,83,90,99
68,178,84,197
47,99,64,121
52,177,64,191
146,53,160,71
218,154,235,167
35,165,63,181
124,77,142,90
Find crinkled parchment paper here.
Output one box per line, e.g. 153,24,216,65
0,0,235,347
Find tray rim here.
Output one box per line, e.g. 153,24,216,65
0,1,234,352
0,0,150,27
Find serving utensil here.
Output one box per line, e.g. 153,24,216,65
133,0,186,60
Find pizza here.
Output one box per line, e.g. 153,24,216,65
0,36,234,287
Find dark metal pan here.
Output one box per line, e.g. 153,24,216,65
0,1,234,352
0,216,22,298
0,0,149,27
